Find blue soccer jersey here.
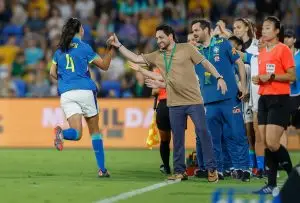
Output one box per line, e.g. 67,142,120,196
52,37,99,95
195,37,240,104
290,50,300,96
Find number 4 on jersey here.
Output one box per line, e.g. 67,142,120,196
66,54,75,72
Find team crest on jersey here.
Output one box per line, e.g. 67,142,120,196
213,46,220,54
214,55,220,62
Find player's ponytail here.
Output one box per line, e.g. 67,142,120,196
58,18,81,52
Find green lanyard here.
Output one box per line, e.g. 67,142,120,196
163,44,176,75
198,37,215,61
198,46,212,61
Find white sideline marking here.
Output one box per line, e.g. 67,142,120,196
95,180,181,203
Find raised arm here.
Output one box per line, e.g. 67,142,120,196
92,48,114,71
107,34,146,64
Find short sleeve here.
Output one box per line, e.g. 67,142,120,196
281,45,295,71
224,40,240,63
52,50,58,64
86,44,100,64
186,43,205,65
142,51,158,66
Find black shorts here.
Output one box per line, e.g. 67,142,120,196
289,95,300,129
258,95,290,129
156,99,171,131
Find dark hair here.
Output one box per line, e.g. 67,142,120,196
191,19,211,34
58,18,81,52
234,18,254,39
264,16,284,43
284,29,295,38
156,24,177,42
228,35,243,46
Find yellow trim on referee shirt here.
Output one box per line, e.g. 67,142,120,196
52,60,57,64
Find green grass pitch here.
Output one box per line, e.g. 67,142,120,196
0,149,299,203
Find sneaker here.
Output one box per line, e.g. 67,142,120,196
54,126,64,151
160,164,171,175
98,169,110,178
241,171,251,182
168,172,188,181
232,169,243,179
253,185,275,194
218,172,224,180
194,169,208,178
208,170,219,183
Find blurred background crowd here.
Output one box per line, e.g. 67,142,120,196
0,0,299,98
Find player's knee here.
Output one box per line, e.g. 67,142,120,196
266,139,280,152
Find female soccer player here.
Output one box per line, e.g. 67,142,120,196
233,18,262,176
49,18,114,177
252,16,295,194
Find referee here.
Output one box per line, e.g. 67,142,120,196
253,16,295,194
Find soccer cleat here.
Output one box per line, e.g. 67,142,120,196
168,172,188,181
54,126,64,151
160,164,171,175
208,170,219,183
194,169,208,178
98,169,110,178
253,185,275,194
241,171,251,182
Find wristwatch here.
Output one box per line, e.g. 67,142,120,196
270,73,275,81
217,76,224,80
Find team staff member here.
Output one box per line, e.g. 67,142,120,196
253,16,295,194
108,25,226,182
191,19,250,181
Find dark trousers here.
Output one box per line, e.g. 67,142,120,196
169,104,216,173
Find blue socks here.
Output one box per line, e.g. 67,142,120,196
92,133,106,172
249,150,256,168
62,128,80,140
256,156,265,170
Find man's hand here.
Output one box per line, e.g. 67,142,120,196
217,78,228,95
106,33,122,48
145,78,165,89
252,75,260,85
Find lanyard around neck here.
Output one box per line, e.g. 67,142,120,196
198,38,214,61
163,44,176,74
